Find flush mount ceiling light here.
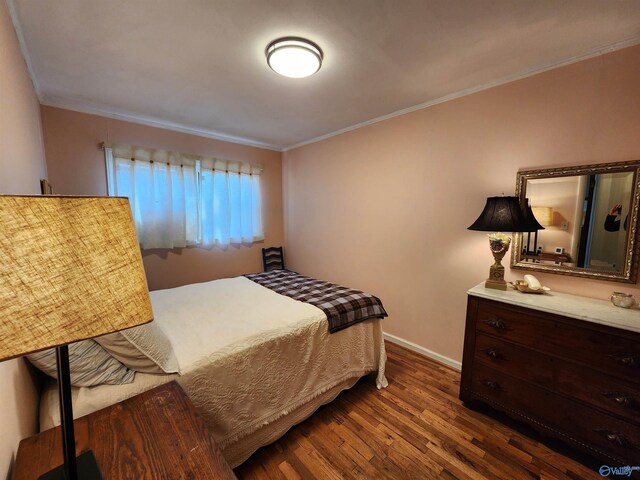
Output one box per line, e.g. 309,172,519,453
266,37,323,78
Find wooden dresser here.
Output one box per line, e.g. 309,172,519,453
460,284,640,467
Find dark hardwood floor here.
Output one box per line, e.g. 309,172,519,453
235,341,601,479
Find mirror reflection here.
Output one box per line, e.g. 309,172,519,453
512,161,640,283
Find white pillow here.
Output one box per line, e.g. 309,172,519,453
95,321,180,374
27,340,135,387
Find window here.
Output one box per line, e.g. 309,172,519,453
105,145,263,249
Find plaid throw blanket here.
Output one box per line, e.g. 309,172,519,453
245,270,388,333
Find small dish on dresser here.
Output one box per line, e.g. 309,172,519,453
511,280,551,294
610,292,637,309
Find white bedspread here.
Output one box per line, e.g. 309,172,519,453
40,276,387,466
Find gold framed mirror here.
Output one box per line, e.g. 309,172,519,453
511,160,640,283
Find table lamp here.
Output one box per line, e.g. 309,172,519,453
468,196,528,290
0,195,153,480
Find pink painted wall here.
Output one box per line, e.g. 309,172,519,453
0,0,47,477
41,106,284,291
283,45,640,364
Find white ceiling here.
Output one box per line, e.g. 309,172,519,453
8,0,640,150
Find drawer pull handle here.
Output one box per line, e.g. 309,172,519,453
608,353,639,367
482,379,500,390
614,396,629,406
484,348,502,360
602,392,637,409
595,430,633,448
485,317,506,330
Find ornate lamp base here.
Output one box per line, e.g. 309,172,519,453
485,263,507,290
484,236,511,291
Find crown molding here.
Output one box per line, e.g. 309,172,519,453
283,36,640,151
6,0,40,96
40,97,283,152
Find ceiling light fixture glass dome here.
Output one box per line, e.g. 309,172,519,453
266,37,323,78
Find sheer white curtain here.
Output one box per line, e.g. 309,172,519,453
200,169,263,245
105,145,263,249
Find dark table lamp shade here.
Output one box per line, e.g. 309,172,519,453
467,196,528,232
521,198,545,232
0,195,154,480
467,195,533,291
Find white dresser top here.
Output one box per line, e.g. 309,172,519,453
468,283,640,334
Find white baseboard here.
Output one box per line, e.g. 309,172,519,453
383,332,462,371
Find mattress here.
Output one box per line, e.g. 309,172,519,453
40,276,387,467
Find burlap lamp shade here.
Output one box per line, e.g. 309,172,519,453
0,195,153,480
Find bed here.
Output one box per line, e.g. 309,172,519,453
39,271,388,467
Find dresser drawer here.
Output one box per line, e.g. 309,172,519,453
555,361,640,425
475,333,640,424
474,333,553,387
471,363,640,464
476,299,640,384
